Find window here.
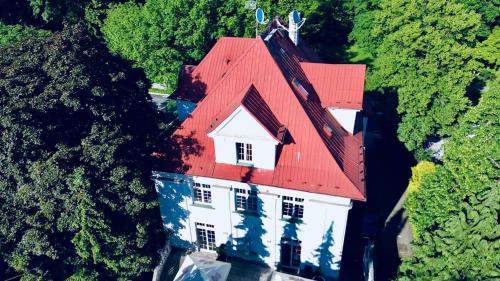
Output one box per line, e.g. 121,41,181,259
280,238,302,268
235,188,258,212
236,142,253,163
292,79,309,99
195,222,216,251
193,182,211,204
282,196,304,219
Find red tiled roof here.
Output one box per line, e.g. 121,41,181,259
207,84,286,142
301,62,366,109
159,25,366,201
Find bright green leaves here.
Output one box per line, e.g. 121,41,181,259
371,0,482,153
400,73,500,280
0,22,51,48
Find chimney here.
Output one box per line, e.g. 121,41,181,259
288,11,305,46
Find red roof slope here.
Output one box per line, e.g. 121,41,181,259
301,62,366,109
161,27,366,201
170,37,254,102
207,84,286,142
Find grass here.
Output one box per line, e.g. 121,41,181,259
148,87,169,95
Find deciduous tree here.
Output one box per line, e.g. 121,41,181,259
0,24,164,280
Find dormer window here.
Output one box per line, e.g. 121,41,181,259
207,85,285,170
236,142,253,163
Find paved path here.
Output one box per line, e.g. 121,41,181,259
160,248,273,281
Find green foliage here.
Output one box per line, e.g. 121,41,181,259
102,0,351,89
444,77,500,196
399,73,500,279
405,166,462,236
370,0,483,153
406,161,435,194
345,0,380,59
456,0,500,37
399,187,500,281
0,24,163,280
0,22,51,47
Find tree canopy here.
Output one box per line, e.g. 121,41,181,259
0,22,51,47
0,24,164,280
400,81,500,279
102,0,352,90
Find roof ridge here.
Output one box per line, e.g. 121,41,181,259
260,34,364,195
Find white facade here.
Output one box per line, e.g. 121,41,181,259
327,108,359,134
208,105,279,170
155,171,352,279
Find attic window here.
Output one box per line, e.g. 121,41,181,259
280,48,285,54
323,124,333,137
292,79,309,99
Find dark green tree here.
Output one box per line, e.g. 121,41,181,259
0,24,164,280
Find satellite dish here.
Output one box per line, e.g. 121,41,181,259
256,8,265,24
292,10,301,23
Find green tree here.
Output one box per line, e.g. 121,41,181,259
102,0,350,90
399,186,500,281
456,0,500,37
0,22,51,47
370,0,483,155
400,77,500,279
0,24,164,280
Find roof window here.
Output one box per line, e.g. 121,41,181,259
323,124,333,137
292,78,309,99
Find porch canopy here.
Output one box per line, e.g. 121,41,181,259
173,255,231,281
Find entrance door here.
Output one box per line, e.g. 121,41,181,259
280,237,301,268
195,222,216,251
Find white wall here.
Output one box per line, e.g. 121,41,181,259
154,171,352,280
209,106,279,170
328,108,359,134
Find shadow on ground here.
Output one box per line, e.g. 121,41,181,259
340,92,415,281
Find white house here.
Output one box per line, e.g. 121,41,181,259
154,16,366,280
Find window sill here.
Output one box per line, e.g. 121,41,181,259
233,210,260,217
191,203,215,209
236,161,254,167
280,217,304,224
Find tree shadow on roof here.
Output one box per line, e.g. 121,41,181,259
153,130,204,174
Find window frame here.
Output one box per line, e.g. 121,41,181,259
195,222,216,251
236,142,253,164
192,182,212,204
235,188,258,213
282,196,304,219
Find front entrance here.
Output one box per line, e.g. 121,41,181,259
195,222,216,251
280,237,301,270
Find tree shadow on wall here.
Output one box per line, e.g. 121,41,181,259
232,184,270,265
314,222,339,278
279,221,301,274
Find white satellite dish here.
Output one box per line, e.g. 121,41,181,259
255,8,266,24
